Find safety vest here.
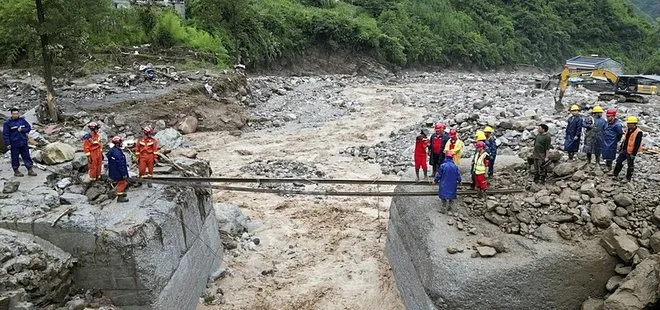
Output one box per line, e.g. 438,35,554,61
473,152,488,175
625,127,643,155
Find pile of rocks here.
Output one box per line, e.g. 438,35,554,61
0,229,75,309
239,159,326,191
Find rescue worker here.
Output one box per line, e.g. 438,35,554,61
434,151,461,213
475,130,486,143
444,129,464,165
107,136,129,203
428,123,449,177
612,116,643,182
2,108,37,177
472,141,489,198
564,104,582,160
83,122,103,181
483,126,497,177
471,130,488,187
602,108,624,172
136,126,159,187
582,106,606,165
533,124,552,184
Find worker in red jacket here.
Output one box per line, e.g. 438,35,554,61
414,129,429,181
136,126,159,187
83,122,103,181
428,123,449,177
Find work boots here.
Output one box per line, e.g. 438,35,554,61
27,168,37,176
13,169,24,177
117,194,129,203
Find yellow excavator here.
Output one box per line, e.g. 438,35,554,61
554,67,658,106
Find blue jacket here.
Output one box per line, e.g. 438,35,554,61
3,117,31,147
601,120,624,161
564,114,582,152
106,147,129,181
434,157,462,200
485,136,497,159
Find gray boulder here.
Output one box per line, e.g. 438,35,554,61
582,298,604,310
214,203,248,236
178,116,199,134
591,204,614,228
600,224,639,263
41,142,75,165
603,255,660,310
612,194,634,208
553,162,580,177
386,178,618,310
154,128,183,150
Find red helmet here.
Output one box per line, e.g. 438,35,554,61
434,123,446,130
449,129,457,138
606,108,617,116
444,151,454,158
143,126,153,134
87,122,99,129
111,136,123,144
475,141,485,149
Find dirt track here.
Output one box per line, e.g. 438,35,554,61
191,82,456,309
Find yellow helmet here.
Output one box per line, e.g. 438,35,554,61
592,106,604,113
475,131,486,141
570,105,580,111
483,126,494,133
626,116,638,124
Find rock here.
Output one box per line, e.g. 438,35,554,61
538,196,552,205
606,275,625,292
579,182,598,198
447,247,460,254
32,149,43,163
484,212,508,226
649,231,660,253
473,99,490,110
154,128,183,149
85,186,104,201
516,210,532,224
534,224,560,242
454,113,470,124
601,224,640,263
499,121,514,130
614,264,632,276
214,203,248,236
495,207,507,215
653,206,660,227
477,237,506,253
65,296,86,310
56,178,72,189
554,162,579,177
558,224,572,240
170,148,198,159
178,116,199,134
2,181,19,194
60,193,88,205
71,153,88,170
591,204,614,228
612,194,634,208
582,298,604,310
603,255,660,310
547,150,563,161
524,109,537,117
392,93,410,105
41,142,75,165
476,246,497,257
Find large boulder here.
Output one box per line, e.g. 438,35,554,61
178,116,199,134
386,176,618,310
600,224,640,263
41,142,75,165
603,255,660,310
214,203,248,236
553,162,581,177
154,128,183,150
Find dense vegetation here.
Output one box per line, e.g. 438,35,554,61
0,0,657,73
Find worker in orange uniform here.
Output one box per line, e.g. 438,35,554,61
107,136,129,203
83,122,103,181
444,129,464,165
472,141,489,198
136,126,159,187
612,116,643,183
414,129,429,182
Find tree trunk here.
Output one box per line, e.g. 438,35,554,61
35,0,58,123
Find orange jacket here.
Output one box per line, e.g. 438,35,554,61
136,136,158,157
82,132,102,156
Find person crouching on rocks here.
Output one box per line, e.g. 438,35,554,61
473,141,489,198
434,151,461,213
414,129,429,182
107,136,129,203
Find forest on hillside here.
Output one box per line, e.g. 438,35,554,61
0,0,658,73
632,0,660,19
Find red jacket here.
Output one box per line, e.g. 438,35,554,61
415,135,429,158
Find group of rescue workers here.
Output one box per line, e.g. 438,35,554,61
3,108,159,203
415,105,643,212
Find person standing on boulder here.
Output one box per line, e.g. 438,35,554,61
533,124,552,184
612,116,643,183
107,136,129,203
3,107,37,177
434,151,461,212
83,122,103,181
602,108,624,172
472,141,489,198
444,129,464,165
564,105,582,160
483,126,497,177
582,106,606,165
428,123,448,177
136,126,159,187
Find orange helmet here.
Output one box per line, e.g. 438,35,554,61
111,136,123,144
87,122,99,129
434,123,446,131
143,126,153,134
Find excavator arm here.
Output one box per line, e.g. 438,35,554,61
554,67,619,106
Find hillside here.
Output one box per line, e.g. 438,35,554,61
0,0,658,73
631,0,660,19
